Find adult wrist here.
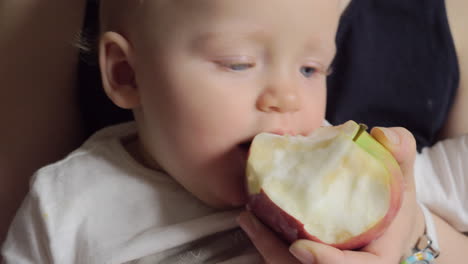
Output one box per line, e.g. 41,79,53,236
401,202,440,263
418,203,440,254
406,201,425,254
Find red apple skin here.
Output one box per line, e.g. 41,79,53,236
246,122,405,249
248,185,402,250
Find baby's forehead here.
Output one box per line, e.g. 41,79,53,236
101,0,343,25
99,0,179,29
100,0,342,48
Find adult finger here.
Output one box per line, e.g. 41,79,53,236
370,127,417,190
289,240,385,264
367,127,420,257
237,211,301,264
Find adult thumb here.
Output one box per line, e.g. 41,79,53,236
289,240,343,264
370,127,417,191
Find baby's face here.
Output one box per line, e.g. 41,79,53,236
130,0,340,208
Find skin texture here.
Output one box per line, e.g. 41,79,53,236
0,0,86,244
1,0,467,260
100,0,339,209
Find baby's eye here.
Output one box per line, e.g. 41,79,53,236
300,66,317,78
225,63,255,71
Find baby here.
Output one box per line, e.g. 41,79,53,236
1,0,431,263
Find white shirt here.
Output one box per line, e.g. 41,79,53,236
2,123,261,264
2,122,467,263
414,134,468,232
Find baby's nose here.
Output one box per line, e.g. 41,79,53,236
256,83,301,113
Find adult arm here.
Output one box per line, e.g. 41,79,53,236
0,0,86,243
442,0,468,137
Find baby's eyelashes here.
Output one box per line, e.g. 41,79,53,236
225,63,256,71
300,61,332,78
215,57,256,71
213,57,332,77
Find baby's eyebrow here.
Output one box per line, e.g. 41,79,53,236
192,30,270,46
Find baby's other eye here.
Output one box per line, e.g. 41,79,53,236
300,66,317,78
225,63,255,71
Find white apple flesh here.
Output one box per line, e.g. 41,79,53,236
246,121,403,250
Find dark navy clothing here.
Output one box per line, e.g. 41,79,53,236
326,0,459,151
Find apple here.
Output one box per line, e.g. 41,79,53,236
246,120,403,250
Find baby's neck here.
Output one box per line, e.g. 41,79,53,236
121,135,165,173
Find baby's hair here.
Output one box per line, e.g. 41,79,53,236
75,28,97,55
75,0,100,65
75,0,139,52
75,0,145,61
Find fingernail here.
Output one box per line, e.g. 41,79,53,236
290,243,316,264
377,127,400,145
237,213,259,238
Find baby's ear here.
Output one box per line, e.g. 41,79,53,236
99,32,139,109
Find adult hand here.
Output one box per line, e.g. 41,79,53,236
237,127,424,264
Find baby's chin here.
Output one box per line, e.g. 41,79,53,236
201,187,249,210
203,162,249,209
